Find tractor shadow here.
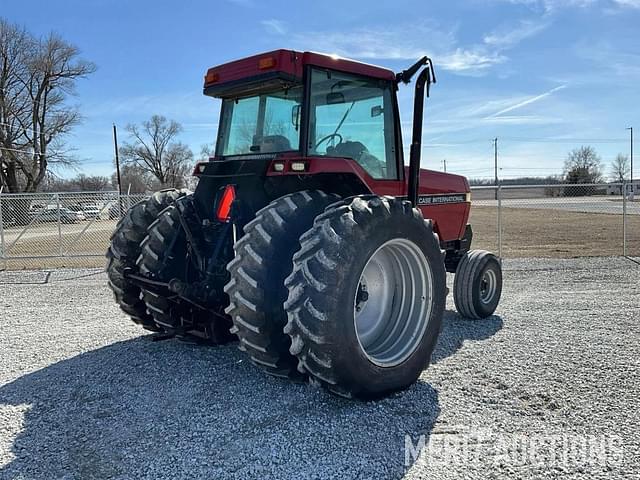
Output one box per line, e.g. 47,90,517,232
0,312,502,479
432,310,504,364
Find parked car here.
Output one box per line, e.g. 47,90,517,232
30,207,86,224
69,204,103,220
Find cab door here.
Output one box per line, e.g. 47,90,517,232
306,68,405,196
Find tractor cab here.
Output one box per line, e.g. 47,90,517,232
204,50,401,182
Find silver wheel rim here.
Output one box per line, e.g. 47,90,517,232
353,238,433,367
479,269,497,304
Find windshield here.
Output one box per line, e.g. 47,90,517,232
217,86,303,156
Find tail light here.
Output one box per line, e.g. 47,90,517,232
216,185,236,222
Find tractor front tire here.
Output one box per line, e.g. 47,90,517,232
106,189,186,331
453,250,502,319
284,196,447,399
224,190,339,380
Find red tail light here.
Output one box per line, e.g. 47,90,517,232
216,185,236,222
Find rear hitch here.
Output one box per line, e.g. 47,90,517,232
122,267,172,295
122,267,224,312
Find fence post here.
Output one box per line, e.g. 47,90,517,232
497,185,503,260
622,183,627,257
56,193,63,256
0,187,6,269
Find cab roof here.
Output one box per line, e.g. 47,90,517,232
203,49,396,98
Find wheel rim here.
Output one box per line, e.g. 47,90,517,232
353,238,433,367
479,268,497,304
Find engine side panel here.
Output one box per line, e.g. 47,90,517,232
265,157,470,242
414,168,471,242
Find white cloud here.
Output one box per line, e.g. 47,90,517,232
482,114,564,124
501,0,598,11
483,19,551,48
612,0,640,7
439,48,507,72
259,14,560,76
260,22,506,74
487,85,567,117
261,19,287,35
575,41,640,80
500,0,640,11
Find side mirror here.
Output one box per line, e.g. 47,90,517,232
291,104,301,130
371,105,383,117
326,92,345,105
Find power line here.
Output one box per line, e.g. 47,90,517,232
424,137,630,146
0,121,39,135
0,146,44,156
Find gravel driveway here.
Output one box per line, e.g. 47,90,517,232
0,258,638,479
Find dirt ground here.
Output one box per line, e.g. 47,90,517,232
470,206,639,258
1,207,638,269
1,220,115,270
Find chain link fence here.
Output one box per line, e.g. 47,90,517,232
470,183,639,260
0,184,638,269
0,191,148,269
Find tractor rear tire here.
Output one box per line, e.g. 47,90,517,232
284,196,447,399
453,250,502,319
137,202,234,344
224,190,339,380
106,189,186,331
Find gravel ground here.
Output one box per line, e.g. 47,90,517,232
0,258,638,479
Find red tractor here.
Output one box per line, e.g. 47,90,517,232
106,50,502,399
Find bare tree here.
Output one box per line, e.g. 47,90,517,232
41,173,111,192
199,143,215,160
563,146,603,196
111,164,159,194
0,18,96,193
610,153,630,183
73,174,111,191
563,146,602,183
119,115,193,189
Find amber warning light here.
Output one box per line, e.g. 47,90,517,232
204,70,219,84
258,56,277,70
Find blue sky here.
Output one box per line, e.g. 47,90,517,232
3,0,639,180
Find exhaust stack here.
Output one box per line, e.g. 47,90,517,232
397,57,436,207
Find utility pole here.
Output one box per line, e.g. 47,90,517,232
113,124,122,196
493,137,498,200
627,127,633,187
113,124,123,216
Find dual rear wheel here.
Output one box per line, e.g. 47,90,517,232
226,194,451,398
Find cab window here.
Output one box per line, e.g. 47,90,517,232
308,68,398,180
218,86,303,156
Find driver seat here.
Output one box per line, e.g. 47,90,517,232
327,141,384,178
254,135,291,153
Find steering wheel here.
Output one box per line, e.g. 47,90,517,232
314,133,343,150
